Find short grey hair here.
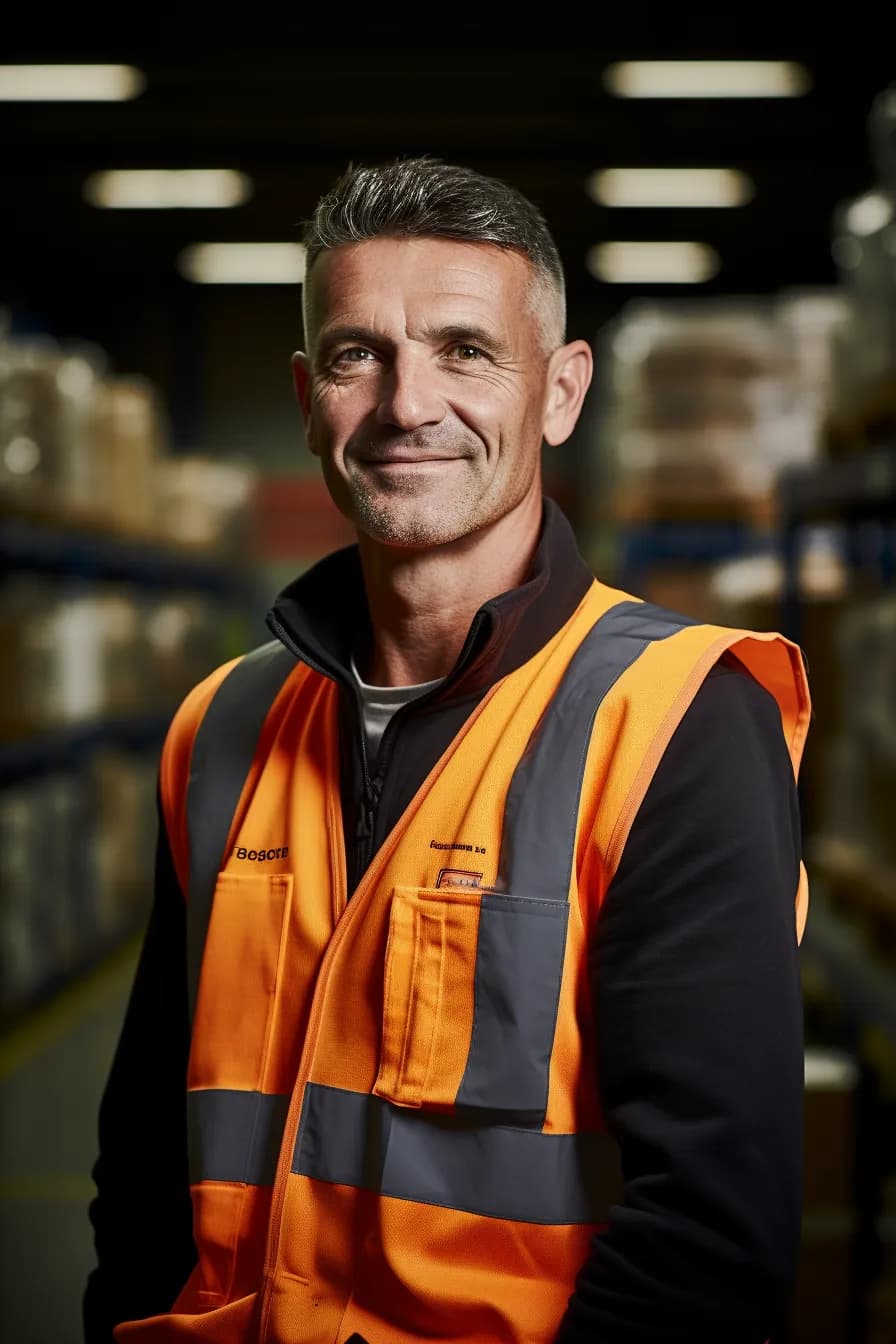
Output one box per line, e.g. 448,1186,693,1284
302,156,566,353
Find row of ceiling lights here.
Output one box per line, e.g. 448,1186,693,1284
6,60,815,285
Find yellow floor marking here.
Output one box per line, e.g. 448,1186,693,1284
0,938,140,1081
0,1174,95,1202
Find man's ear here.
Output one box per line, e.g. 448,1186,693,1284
542,340,594,447
291,350,311,419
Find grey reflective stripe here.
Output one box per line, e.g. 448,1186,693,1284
186,640,296,1020
293,1082,623,1226
458,599,697,1120
455,893,568,1116
188,1088,290,1185
497,599,697,900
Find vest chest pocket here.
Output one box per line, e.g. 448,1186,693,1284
185,872,294,1306
373,885,570,1124
189,871,294,1091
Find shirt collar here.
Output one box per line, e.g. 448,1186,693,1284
266,497,594,702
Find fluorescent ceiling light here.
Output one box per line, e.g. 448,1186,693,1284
588,242,720,284
178,243,306,285
604,61,811,99
588,168,754,208
0,64,145,101
85,170,252,209
844,191,894,237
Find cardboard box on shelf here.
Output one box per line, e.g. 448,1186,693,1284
592,300,829,533
94,377,165,539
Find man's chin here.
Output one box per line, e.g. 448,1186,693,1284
352,499,475,550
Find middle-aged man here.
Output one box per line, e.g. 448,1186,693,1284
86,157,811,1344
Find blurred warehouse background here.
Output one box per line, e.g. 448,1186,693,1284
0,27,895,1343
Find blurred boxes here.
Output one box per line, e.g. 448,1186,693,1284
825,85,896,451
0,325,261,1019
144,592,233,703
0,329,257,555
93,376,166,538
0,750,157,1017
0,337,70,520
799,592,896,964
828,595,896,897
90,748,157,938
155,455,255,555
596,298,839,529
0,771,91,1010
0,580,143,737
709,533,849,831
0,576,245,742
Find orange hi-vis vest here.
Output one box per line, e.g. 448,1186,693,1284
118,579,811,1344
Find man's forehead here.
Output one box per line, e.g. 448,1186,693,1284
305,237,533,330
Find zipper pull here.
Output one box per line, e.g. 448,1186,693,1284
356,775,382,841
356,800,372,841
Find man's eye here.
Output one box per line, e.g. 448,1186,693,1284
452,345,485,361
336,347,375,364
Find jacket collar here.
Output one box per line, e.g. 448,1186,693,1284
266,497,593,703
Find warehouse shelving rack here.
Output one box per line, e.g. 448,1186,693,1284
776,439,896,1035
0,513,264,1024
0,515,261,782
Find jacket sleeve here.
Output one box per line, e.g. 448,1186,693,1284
557,658,805,1344
83,797,197,1342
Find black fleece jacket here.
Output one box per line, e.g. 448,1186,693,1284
85,500,805,1343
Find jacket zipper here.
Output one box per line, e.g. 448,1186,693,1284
271,607,379,885
355,705,407,879
269,606,446,888
356,770,383,876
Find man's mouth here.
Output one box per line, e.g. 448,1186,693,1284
363,454,459,465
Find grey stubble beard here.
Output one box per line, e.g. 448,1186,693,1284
348,465,483,547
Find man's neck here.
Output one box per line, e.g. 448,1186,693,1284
357,493,543,687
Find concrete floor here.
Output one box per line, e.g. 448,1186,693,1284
0,944,138,1343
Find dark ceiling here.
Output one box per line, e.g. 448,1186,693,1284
1,32,893,435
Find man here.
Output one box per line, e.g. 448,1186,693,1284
85,157,811,1344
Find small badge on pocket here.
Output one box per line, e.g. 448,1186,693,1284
436,868,483,889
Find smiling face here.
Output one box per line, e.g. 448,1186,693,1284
297,236,565,550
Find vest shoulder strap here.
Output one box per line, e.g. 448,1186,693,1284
160,640,298,1020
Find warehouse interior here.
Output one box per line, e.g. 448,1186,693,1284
1,29,895,1344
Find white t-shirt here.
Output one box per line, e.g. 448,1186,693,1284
350,655,444,773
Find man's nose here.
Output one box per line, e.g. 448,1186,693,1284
375,351,445,431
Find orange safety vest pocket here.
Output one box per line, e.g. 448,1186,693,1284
187,872,294,1306
189,871,294,1090
183,1182,247,1306
372,885,570,1122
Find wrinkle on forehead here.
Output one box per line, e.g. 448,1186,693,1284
305,237,536,350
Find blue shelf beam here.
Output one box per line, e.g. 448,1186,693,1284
0,517,255,599
778,447,896,525
615,520,774,591
778,447,896,643
0,712,173,786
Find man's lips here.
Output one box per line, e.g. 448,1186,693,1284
358,453,464,465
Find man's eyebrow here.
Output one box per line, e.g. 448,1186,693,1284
425,324,511,357
314,322,512,360
314,325,382,357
